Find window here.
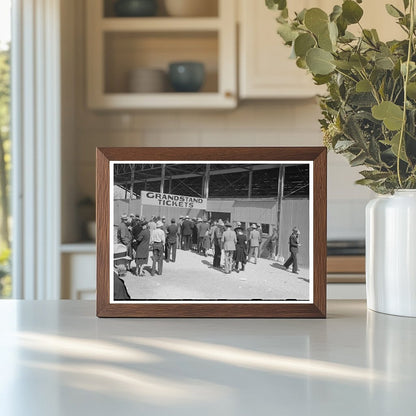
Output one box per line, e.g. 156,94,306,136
0,0,11,298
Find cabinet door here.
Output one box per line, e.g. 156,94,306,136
239,0,325,99
239,0,404,99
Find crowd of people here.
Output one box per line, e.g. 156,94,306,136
116,212,301,277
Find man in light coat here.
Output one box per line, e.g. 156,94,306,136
248,223,261,264
222,222,237,274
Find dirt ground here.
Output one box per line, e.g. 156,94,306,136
120,248,310,301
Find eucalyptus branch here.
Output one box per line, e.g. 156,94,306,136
397,0,415,188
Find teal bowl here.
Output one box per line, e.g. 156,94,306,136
114,0,158,17
168,62,205,93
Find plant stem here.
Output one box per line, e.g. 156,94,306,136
397,0,415,188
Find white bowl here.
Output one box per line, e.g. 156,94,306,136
128,68,167,93
164,0,218,17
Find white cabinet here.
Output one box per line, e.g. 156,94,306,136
239,0,325,99
86,0,237,109
61,244,96,300
238,0,404,99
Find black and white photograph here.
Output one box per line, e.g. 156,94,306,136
110,162,313,303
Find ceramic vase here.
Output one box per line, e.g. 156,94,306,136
366,190,416,317
114,0,157,17
168,62,205,92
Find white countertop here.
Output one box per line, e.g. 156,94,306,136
0,300,415,415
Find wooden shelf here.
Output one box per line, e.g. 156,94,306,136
102,17,221,32
89,92,235,110
327,256,365,274
86,0,237,109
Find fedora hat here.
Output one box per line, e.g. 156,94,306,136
121,214,128,220
156,220,163,228
114,244,131,261
251,223,257,229
225,222,232,227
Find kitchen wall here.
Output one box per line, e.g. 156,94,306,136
61,0,374,243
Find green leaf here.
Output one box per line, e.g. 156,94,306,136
334,139,355,151
375,55,395,70
296,8,307,23
360,170,391,181
342,0,363,24
350,152,367,167
356,79,372,92
318,27,334,52
333,60,353,70
304,8,329,35
339,31,356,43
403,0,410,10
385,4,404,18
336,15,348,36
330,5,342,22
266,0,287,11
407,82,416,99
277,23,298,43
296,57,308,69
384,132,409,162
350,54,368,70
306,48,335,75
372,101,404,131
294,33,316,58
313,74,332,85
371,29,380,43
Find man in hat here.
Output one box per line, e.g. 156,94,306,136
166,218,179,263
113,243,131,301
181,215,193,251
150,220,166,276
222,222,237,274
117,214,132,263
248,223,261,264
177,215,184,249
211,219,224,269
284,227,301,274
197,217,210,255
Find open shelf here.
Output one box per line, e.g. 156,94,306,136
104,31,218,94
101,17,221,32
87,0,236,109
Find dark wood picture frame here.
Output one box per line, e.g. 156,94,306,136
96,147,327,318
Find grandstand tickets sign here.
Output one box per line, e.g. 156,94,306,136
141,191,207,209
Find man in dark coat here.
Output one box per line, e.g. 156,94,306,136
117,214,132,268
284,227,300,274
134,222,151,276
181,215,193,251
166,218,178,262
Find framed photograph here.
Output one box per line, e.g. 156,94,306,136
96,147,327,318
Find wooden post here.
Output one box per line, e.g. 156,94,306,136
160,164,166,194
248,168,253,198
169,176,173,193
203,164,210,198
129,164,135,200
275,165,285,258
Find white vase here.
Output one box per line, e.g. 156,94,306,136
366,190,416,317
